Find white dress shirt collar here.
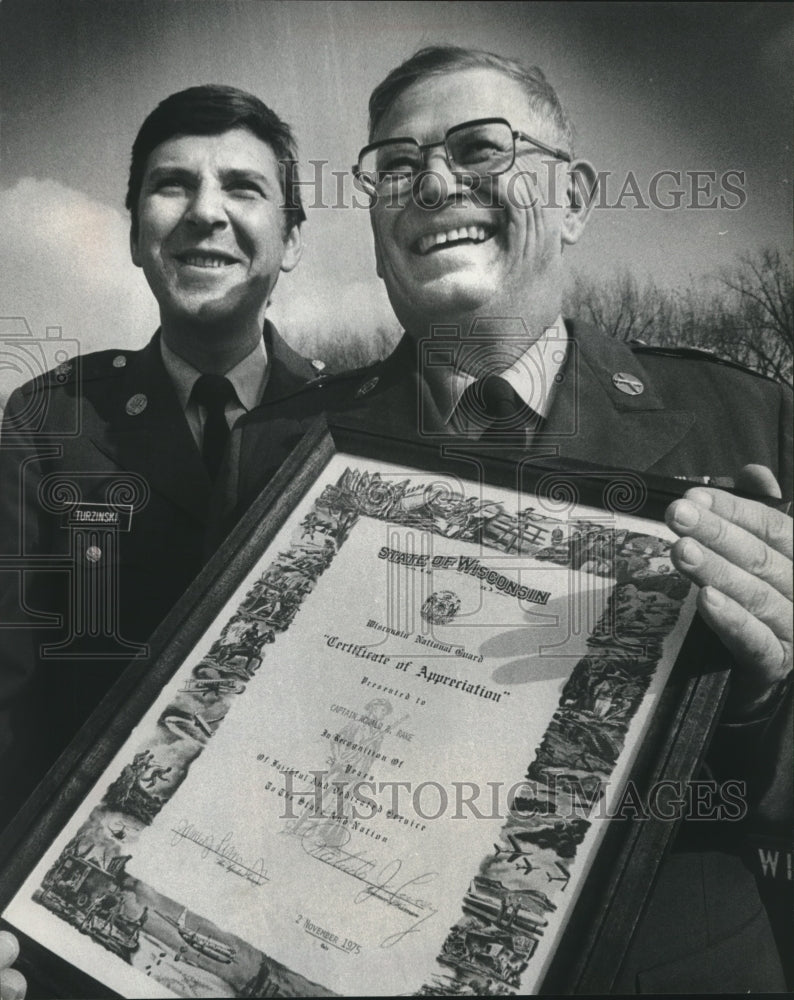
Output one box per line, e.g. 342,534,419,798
432,315,569,424
160,335,269,446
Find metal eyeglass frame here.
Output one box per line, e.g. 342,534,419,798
353,116,572,193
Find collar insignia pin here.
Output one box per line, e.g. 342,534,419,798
125,393,148,416
355,376,379,398
612,372,644,396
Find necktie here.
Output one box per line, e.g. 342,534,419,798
457,374,542,437
192,374,235,479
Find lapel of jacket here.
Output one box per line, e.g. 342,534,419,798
345,326,696,474
337,334,445,439
260,320,316,403
210,322,320,529
376,334,447,436
541,320,695,470
91,333,211,523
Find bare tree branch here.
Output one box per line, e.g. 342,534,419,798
565,248,792,387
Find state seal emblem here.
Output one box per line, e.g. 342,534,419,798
420,590,461,626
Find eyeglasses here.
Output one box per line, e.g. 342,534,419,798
353,117,571,196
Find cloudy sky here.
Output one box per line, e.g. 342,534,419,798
0,1,791,392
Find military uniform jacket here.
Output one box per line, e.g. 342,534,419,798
225,319,792,992
228,319,792,506
0,323,371,813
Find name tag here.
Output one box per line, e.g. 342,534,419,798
64,502,133,532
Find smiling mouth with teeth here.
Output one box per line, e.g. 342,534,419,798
178,254,237,268
416,225,492,255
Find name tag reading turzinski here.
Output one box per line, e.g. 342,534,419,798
64,502,133,532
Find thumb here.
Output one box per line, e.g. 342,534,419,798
735,464,782,500
0,968,26,1000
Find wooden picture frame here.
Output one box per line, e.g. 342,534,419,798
0,419,729,997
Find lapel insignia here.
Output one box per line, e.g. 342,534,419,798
125,393,148,416
612,372,644,395
355,376,380,398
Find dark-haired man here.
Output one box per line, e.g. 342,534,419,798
0,85,373,819
228,46,792,992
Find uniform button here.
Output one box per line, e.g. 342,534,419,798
612,372,644,395
86,546,102,563
113,355,127,368
355,376,380,398
125,393,148,415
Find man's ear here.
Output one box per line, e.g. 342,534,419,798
562,159,598,246
129,225,142,268
280,223,304,273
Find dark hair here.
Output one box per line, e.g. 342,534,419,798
368,46,574,154
126,84,305,237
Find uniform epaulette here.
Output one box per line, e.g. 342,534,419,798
310,340,409,389
299,356,394,404
628,341,783,384
20,348,137,394
250,339,410,416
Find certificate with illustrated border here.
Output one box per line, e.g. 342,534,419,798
0,422,728,997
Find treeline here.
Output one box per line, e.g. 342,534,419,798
564,248,793,387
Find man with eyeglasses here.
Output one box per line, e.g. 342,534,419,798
357,45,792,993
356,46,792,992
222,45,791,993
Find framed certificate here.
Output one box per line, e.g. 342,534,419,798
0,421,727,997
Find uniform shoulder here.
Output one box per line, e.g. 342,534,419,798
629,341,789,389
241,335,412,426
299,335,412,401
9,347,143,399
